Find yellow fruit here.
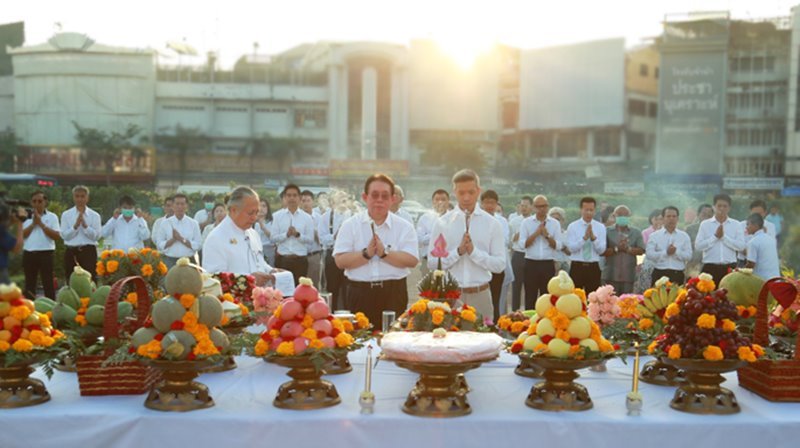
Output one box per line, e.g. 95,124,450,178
547,338,571,358
0,330,11,342
535,294,553,317
555,294,583,318
3,316,21,330
535,318,556,338
567,316,592,339
579,338,600,352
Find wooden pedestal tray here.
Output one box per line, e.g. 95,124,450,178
0,354,51,408
639,357,687,386
323,352,352,375
663,358,746,415
143,359,219,412
271,356,341,410
389,356,494,418
514,354,544,379
521,355,604,412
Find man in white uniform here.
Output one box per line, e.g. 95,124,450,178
745,213,780,280
60,185,102,281
102,195,150,251
155,193,202,269
22,190,60,299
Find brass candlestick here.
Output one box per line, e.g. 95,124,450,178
359,345,375,414
626,342,643,416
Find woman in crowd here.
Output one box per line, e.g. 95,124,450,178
255,198,276,266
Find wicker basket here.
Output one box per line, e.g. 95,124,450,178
737,277,800,402
76,276,161,396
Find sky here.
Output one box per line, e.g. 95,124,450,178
4,0,798,68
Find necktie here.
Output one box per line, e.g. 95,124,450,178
582,224,592,261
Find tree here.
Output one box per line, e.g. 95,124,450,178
0,128,19,172
420,136,486,174
250,134,302,175
154,125,209,184
73,122,143,185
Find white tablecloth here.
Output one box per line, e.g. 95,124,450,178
2,347,800,448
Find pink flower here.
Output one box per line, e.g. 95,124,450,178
252,286,283,324
431,234,449,258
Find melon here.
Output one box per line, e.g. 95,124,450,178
209,328,230,351
161,330,196,359
151,297,186,333
579,338,599,352
720,270,767,307
85,305,105,326
568,316,592,339
34,297,56,314
547,338,571,358
23,313,40,328
556,294,583,318
547,270,575,296
89,285,111,307
131,327,160,347
312,319,333,336
164,257,203,296
535,318,556,338
535,294,553,317
280,321,304,339
293,337,310,354
319,336,335,348
197,295,223,327
279,300,303,321
0,302,9,317
69,266,94,298
56,286,81,310
117,301,134,320
522,335,543,352
294,277,319,305
52,302,78,325
306,301,330,320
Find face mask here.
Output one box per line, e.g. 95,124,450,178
121,208,135,218
205,202,214,211
615,216,630,227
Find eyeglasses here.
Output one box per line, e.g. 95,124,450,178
533,204,548,209
369,192,392,201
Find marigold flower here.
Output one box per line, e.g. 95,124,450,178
696,313,716,329
356,314,370,329
747,306,757,317
179,294,196,309
552,313,571,331
696,279,716,294
545,307,560,320
0,340,10,352
410,300,428,314
675,290,688,304
309,339,325,349
276,341,295,356
137,340,162,359
460,309,477,322
638,318,654,330
737,346,756,363
644,289,654,299
510,321,526,334
752,344,765,357
141,264,154,277
11,339,33,352
665,303,680,319
96,262,106,276
331,318,345,332
157,262,168,275
38,314,51,328
556,329,571,341
342,320,355,333
10,305,31,321
28,330,47,346
100,250,111,260
301,328,318,340
568,345,582,356
106,260,119,273
75,315,88,326
574,288,587,302
722,319,736,332
589,321,602,339
302,314,315,329
598,338,613,352
703,345,724,361
498,316,511,330
527,322,537,335
335,332,354,348
668,344,682,359
534,343,548,353
193,337,219,356
647,340,658,354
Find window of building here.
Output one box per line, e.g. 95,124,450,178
594,129,620,157
753,56,764,72
217,106,248,113
256,108,288,113
762,129,772,146
294,109,326,128
628,99,647,116
162,104,205,111
764,92,775,108
752,92,763,108
726,130,736,146
728,94,738,109
740,57,752,71
530,132,553,159
750,129,761,146
557,131,586,158
776,128,785,145
639,64,648,77
648,102,658,117
765,56,775,71
740,93,750,108
737,129,748,145
731,58,739,72
628,131,645,149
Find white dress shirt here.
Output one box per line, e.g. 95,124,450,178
318,209,350,251
416,211,439,257
508,214,530,252
428,206,506,287
202,216,272,276
494,213,510,246
151,216,168,244
565,218,607,263
395,208,414,224
23,211,60,251
695,217,745,264
155,215,202,258
333,211,419,281
254,220,274,251
102,216,150,251
738,219,776,261
194,209,210,226
270,208,314,256
518,216,563,261
646,227,692,270
746,230,780,280
305,210,323,254
60,206,102,247
201,222,219,246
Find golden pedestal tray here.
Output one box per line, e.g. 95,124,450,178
271,356,341,410
0,354,51,408
662,358,746,415
514,353,544,379
520,354,604,412
389,356,495,418
323,352,353,375
143,359,219,412
639,357,687,386
202,356,237,373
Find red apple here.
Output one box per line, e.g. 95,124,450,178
280,321,304,339
306,301,330,320
279,299,303,321
312,319,332,336
293,337,309,354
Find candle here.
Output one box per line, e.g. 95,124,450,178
632,341,640,393
365,345,373,393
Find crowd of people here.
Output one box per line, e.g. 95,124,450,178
3,171,787,326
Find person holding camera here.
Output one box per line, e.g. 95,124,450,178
0,200,25,284
60,185,102,281
22,190,61,299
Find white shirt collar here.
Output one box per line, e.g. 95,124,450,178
358,211,393,229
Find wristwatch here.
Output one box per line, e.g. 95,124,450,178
362,248,370,260
380,246,389,259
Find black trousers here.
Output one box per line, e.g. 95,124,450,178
64,245,98,283
702,263,736,287
652,268,685,287
345,278,407,327
524,259,556,309
23,250,55,300
489,271,505,321
570,261,601,294
511,251,526,310
324,252,346,310
275,254,308,286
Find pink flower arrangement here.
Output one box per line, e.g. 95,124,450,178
587,285,620,327
431,234,449,258
252,286,283,325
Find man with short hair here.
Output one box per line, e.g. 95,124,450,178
566,197,607,293
695,194,745,285
480,189,509,320
745,213,780,280
155,193,202,269
60,185,102,281
509,196,533,310
738,199,776,267
194,193,217,232
686,203,713,276
319,191,351,310
22,190,60,299
301,190,323,287
646,206,692,286
335,174,418,324
602,205,644,294
416,189,450,275
391,185,414,224
151,196,174,246
271,184,314,285
519,195,562,307
429,170,505,320
102,195,150,251
202,186,277,286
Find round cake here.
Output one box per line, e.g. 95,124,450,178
380,331,503,363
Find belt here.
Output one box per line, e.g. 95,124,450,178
572,261,599,267
308,250,322,256
655,268,683,273
66,245,96,251
526,259,555,263
460,283,490,294
278,253,305,259
348,278,405,289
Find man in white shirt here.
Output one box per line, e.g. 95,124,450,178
319,193,351,310
301,190,323,288
194,193,216,232
155,193,202,269
416,189,450,276
271,184,314,285
745,214,780,280
565,197,607,293
646,206,692,286
22,190,60,299
509,196,533,311
102,195,150,252
738,199,776,267
335,174,418,325
391,185,414,224
202,186,278,285
695,194,746,285
151,196,173,247
428,169,506,320
519,195,562,308
480,189,510,321
60,185,102,281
